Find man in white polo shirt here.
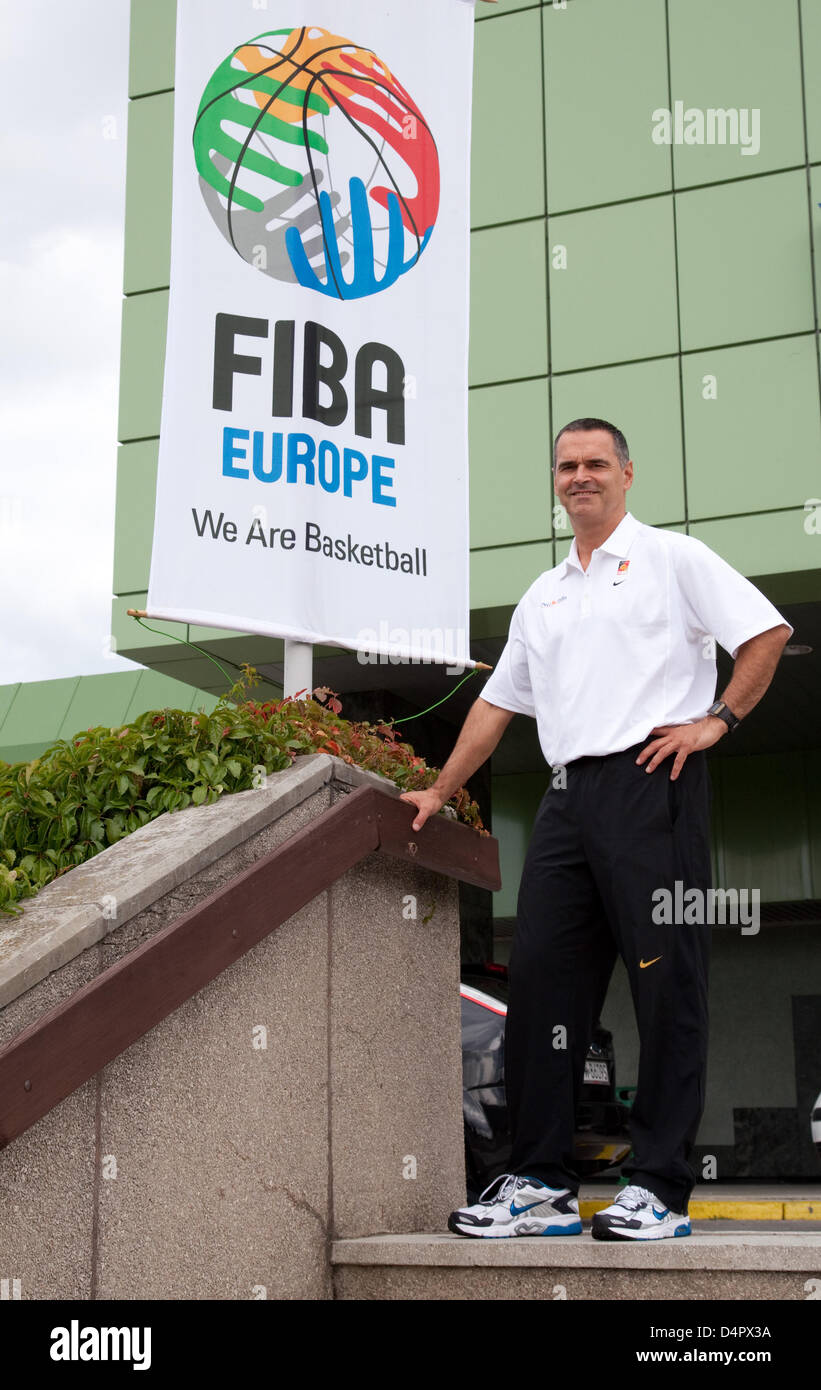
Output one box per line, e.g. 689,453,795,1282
399,418,792,1241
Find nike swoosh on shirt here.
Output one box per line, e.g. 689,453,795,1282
639,956,662,969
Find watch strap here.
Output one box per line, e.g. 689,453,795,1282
707,699,741,732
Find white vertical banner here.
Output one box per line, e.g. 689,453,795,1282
146,0,476,669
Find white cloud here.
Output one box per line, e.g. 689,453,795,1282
0,0,136,685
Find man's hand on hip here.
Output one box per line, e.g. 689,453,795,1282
635,717,727,779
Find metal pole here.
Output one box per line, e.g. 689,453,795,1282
283,639,313,699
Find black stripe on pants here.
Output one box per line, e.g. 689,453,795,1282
505,740,713,1215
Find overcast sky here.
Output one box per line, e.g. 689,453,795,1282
0,0,136,684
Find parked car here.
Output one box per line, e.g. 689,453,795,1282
812,1089,821,1158
461,962,632,1202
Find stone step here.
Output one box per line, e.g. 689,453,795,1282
332,1230,821,1300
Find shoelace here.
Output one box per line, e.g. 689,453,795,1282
614,1184,660,1211
478,1173,526,1204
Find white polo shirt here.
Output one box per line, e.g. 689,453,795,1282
480,511,792,767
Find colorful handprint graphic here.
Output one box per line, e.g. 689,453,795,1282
194,26,440,299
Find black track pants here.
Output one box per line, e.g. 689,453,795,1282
505,739,713,1215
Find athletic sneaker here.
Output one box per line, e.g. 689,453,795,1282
591,1183,691,1241
448,1173,582,1237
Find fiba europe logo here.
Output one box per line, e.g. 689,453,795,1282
193,26,440,299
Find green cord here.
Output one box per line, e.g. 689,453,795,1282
129,614,481,723
131,616,236,689
389,667,480,724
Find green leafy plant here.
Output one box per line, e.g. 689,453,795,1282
0,664,485,918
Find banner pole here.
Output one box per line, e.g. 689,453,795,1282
283,639,314,699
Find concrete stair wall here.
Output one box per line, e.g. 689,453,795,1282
0,755,470,1299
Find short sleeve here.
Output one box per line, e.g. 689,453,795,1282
479,600,537,718
672,536,793,659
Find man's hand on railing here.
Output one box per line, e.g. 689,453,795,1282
398,698,514,833
399,786,447,833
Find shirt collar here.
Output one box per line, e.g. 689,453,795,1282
560,511,641,577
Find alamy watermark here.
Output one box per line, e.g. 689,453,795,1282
50,1323,151,1370
356,622,469,675
652,103,760,157
652,881,760,934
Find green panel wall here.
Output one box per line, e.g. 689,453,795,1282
689,512,820,580
123,92,173,292
675,172,814,349
128,0,175,97
667,0,805,186
543,0,671,211
114,440,159,593
471,8,544,226
681,339,821,520
548,198,679,371
469,220,548,385
469,380,552,547
804,0,821,166
118,290,168,441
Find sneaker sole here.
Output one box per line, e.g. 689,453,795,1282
591,1220,691,1242
448,1214,583,1238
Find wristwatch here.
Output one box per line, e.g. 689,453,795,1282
706,699,741,733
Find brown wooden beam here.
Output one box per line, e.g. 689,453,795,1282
374,792,501,890
0,786,499,1150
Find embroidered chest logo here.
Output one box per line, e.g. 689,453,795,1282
613,559,630,586
540,595,568,609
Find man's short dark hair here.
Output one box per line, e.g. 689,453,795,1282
552,418,630,470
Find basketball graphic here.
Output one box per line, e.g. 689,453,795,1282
193,26,441,299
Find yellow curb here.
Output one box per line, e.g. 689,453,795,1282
783,1202,821,1220
580,1199,820,1221
689,1201,783,1220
